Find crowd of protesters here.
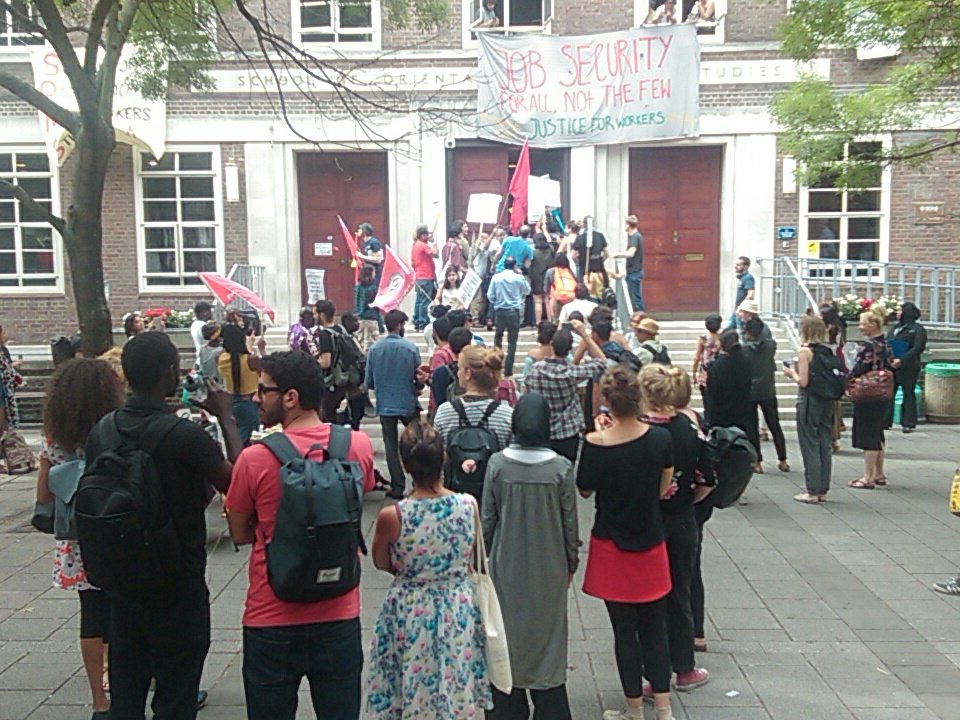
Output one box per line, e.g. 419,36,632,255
23,207,937,720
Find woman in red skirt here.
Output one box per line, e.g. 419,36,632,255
577,365,677,720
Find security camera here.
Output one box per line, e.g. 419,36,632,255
443,137,456,149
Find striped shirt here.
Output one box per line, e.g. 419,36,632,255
433,398,514,450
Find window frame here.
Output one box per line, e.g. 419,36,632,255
133,146,226,294
632,0,726,44
798,137,892,280
0,2,44,50
293,0,382,50
461,0,554,49
0,147,63,295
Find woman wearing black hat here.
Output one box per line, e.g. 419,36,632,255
887,301,926,433
481,392,579,719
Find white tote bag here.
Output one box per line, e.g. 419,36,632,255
471,504,513,694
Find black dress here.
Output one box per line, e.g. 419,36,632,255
850,336,895,450
704,347,753,436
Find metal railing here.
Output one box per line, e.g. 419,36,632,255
757,257,960,329
224,263,267,315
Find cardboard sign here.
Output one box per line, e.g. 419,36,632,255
458,269,483,307
304,269,326,303
527,175,561,220
466,193,503,224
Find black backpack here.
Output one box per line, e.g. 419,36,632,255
642,342,672,365
324,327,363,390
74,413,184,598
443,399,501,503
602,341,642,372
260,426,367,602
807,345,847,401
444,362,464,404
699,425,757,509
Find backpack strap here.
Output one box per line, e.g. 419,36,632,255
477,400,501,429
99,411,183,458
257,432,303,465
326,424,352,460
452,398,470,428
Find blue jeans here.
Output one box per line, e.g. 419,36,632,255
626,270,644,312
414,279,436,329
243,619,363,720
233,395,259,446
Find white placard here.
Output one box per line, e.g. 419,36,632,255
527,175,562,221
314,242,333,257
305,269,326,303
458,269,483,308
466,193,503,225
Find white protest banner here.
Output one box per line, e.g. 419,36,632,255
304,269,326,303
476,25,699,148
527,175,561,221
32,46,167,166
458,269,483,308
466,193,503,225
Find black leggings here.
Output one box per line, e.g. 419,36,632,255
78,589,110,640
604,597,671,696
691,504,713,639
488,685,572,720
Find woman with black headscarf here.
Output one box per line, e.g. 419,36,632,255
481,392,580,720
887,301,926,433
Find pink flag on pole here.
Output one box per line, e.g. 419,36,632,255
337,215,361,283
371,245,415,312
507,139,530,233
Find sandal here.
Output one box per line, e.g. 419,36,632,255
778,460,791,472
793,492,821,504
694,638,708,652
848,478,875,489
754,462,764,474
874,476,888,486
817,494,828,502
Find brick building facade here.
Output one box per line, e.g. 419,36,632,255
1,0,958,341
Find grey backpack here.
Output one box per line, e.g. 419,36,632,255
258,426,366,602
48,458,85,541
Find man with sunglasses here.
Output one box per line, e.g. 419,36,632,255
225,350,375,720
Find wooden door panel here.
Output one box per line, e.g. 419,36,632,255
451,148,509,230
296,153,388,312
629,146,722,314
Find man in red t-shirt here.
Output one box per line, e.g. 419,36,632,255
225,351,374,720
410,224,438,331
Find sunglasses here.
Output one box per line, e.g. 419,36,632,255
256,384,283,396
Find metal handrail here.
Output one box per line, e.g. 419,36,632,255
757,256,960,330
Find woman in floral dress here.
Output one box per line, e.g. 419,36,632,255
369,420,492,719
34,358,126,719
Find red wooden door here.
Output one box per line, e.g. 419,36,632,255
296,152,389,312
451,147,510,233
629,147,722,314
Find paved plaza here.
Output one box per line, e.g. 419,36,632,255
1,421,960,720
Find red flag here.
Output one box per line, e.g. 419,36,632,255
371,244,415,313
507,140,530,233
337,215,361,282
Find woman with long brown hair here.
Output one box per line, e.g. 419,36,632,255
35,358,127,719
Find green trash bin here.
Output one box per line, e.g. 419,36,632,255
925,363,960,424
893,386,924,426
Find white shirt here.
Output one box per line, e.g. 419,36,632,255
558,298,599,328
190,319,206,354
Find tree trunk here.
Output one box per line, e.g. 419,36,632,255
65,120,116,357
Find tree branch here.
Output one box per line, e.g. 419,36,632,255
0,179,66,236
0,71,80,135
84,0,114,75
33,0,96,107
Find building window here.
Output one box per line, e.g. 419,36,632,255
0,151,60,290
0,1,43,47
800,141,889,278
634,0,725,42
464,0,553,45
296,0,380,46
136,150,223,290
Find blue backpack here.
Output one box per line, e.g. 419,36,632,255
48,457,85,541
259,426,367,602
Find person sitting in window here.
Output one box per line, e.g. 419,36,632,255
473,0,500,27
685,0,715,22
649,0,679,24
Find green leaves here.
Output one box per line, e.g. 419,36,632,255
382,0,449,30
773,0,960,188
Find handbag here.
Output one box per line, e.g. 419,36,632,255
0,428,36,474
846,341,894,404
470,503,513,694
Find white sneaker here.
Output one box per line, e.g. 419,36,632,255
603,708,645,720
